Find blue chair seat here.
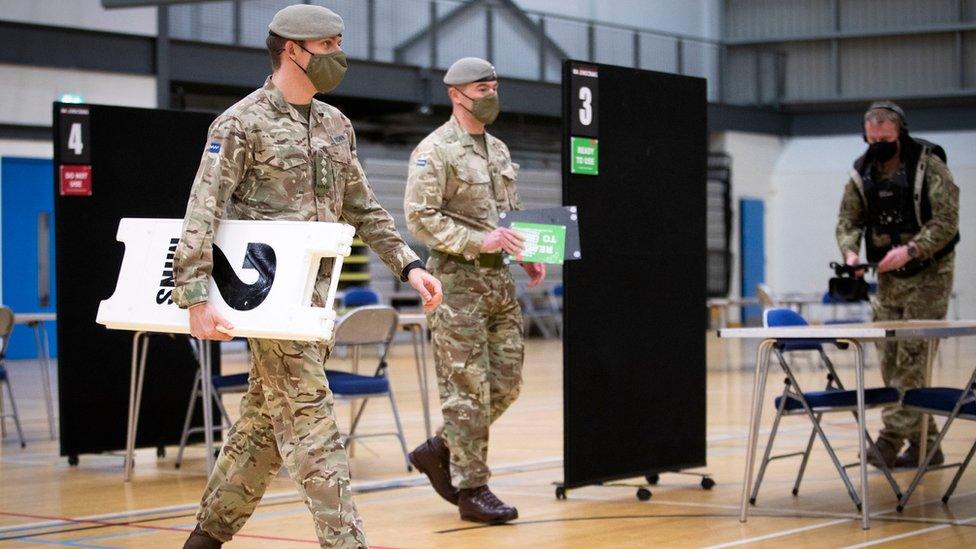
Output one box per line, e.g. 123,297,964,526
766,308,836,351
326,370,390,396
775,387,900,412
212,373,249,390
776,339,831,352
343,288,380,308
903,388,976,417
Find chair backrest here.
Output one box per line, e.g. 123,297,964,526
0,306,14,358
763,307,809,328
334,305,398,347
343,287,380,308
756,283,776,309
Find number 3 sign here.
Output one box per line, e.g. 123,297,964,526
570,63,599,137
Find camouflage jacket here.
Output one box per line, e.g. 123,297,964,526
404,116,522,260
173,77,419,308
836,149,959,261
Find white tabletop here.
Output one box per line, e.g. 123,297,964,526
719,320,976,341
707,297,759,307
15,312,56,324
398,312,427,329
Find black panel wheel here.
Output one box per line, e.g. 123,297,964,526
636,488,652,501
555,486,567,500
645,473,660,485
701,477,715,490
68,455,79,466
156,446,166,458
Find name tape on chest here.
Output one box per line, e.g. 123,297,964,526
97,218,355,341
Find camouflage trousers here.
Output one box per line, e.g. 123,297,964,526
196,338,366,548
873,254,954,447
427,255,524,489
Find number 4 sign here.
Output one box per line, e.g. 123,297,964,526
58,104,91,164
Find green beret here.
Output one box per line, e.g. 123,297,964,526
443,57,497,86
269,4,344,40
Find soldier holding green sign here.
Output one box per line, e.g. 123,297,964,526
404,57,545,524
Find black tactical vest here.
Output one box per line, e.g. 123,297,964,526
853,137,958,277
861,164,918,262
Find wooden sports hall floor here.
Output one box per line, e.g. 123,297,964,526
2,334,976,547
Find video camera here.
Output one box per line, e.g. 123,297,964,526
828,262,873,302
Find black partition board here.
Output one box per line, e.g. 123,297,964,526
561,62,707,488
53,102,221,457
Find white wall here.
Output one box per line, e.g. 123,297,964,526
0,140,52,159
710,131,787,303
0,64,156,127
0,0,157,36
769,131,976,317
714,129,976,319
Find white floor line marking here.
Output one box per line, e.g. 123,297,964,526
841,514,976,548
696,487,976,548
494,488,869,520
0,457,562,535
702,519,852,548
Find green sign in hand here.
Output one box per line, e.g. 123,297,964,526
510,222,567,264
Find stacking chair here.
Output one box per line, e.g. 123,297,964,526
0,307,25,448
343,287,380,308
327,305,411,471
896,370,976,511
547,285,564,336
174,366,249,469
519,288,560,339
749,308,902,510
756,283,777,309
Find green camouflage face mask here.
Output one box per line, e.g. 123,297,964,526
294,46,347,93
457,89,500,125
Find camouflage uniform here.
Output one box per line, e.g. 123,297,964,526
173,77,419,548
836,151,959,447
404,116,524,489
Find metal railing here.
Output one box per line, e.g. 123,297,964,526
167,0,765,104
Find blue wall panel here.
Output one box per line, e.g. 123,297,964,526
1,157,57,359
739,198,765,325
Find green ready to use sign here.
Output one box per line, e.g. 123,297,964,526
570,137,599,175
510,222,567,264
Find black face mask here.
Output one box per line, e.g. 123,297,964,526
869,140,898,162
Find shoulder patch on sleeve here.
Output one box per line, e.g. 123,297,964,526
416,158,428,167
207,142,221,154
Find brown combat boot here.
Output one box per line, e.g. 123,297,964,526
866,437,901,469
409,436,459,505
458,485,518,524
895,443,945,468
183,524,222,549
